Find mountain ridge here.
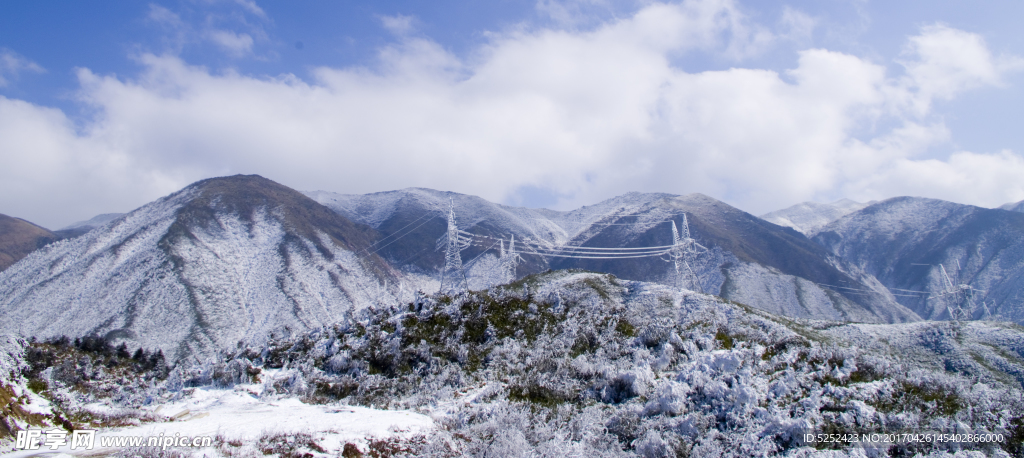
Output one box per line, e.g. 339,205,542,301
813,196,1024,323
759,199,869,235
308,188,918,324
0,175,399,361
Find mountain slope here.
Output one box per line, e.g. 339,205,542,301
813,196,1024,322
309,189,917,324
759,199,869,235
547,193,917,323
0,214,60,272
0,175,398,361
1001,199,1024,213
306,188,570,285
6,271,1023,456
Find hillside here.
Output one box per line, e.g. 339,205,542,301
814,197,1024,323
0,214,60,272
3,271,1022,456
0,175,398,362
1001,200,1024,213
309,189,918,324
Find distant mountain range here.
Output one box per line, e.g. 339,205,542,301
1,213,127,271
309,188,915,324
4,175,1024,362
813,196,1024,322
759,199,870,235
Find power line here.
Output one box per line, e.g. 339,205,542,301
519,251,674,260
366,213,439,256
365,211,434,250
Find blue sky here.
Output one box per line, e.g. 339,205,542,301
2,0,1024,229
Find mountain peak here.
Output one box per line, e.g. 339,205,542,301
760,199,868,235
0,175,399,361
175,174,383,257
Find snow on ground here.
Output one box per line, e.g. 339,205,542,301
3,384,433,457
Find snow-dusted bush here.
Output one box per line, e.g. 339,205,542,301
11,270,1024,456
161,270,1024,456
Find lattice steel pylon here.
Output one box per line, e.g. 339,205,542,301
670,214,708,294
439,198,469,295
934,261,987,322
499,235,523,285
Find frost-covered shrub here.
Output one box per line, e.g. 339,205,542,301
12,270,1024,456
0,335,170,443
198,270,1023,456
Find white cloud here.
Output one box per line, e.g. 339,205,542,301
208,29,255,56
380,15,416,36
778,6,816,45
0,95,184,228
232,0,267,19
898,24,1024,115
0,48,45,87
1,0,1023,228
844,149,1024,206
145,1,266,59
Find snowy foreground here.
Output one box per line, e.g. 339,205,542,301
3,384,432,457
4,271,1024,457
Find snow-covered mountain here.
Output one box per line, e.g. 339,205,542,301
0,214,60,272
544,193,916,323
0,179,927,364
305,187,567,283
309,189,917,324
813,196,1024,323
759,199,869,235
0,175,398,362
1001,199,1024,213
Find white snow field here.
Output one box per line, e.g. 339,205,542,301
3,384,433,457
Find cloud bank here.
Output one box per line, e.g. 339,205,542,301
1,0,1023,228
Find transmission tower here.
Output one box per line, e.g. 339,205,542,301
671,221,682,288
934,261,987,322
439,198,469,295
670,214,708,294
499,234,523,284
